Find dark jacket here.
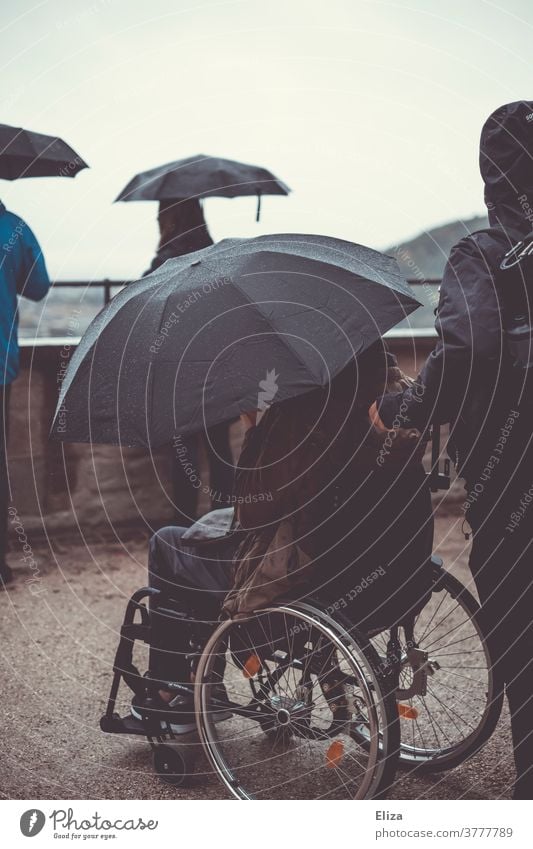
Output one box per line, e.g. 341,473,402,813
378,101,533,508
0,203,50,384
143,199,213,276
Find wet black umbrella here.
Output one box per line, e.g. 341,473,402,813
115,154,289,220
51,234,421,447
0,124,88,179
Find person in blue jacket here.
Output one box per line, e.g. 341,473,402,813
0,202,50,586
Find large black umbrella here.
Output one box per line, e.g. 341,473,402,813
115,154,289,219
51,234,421,447
0,124,88,179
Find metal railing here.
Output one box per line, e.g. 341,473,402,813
49,278,441,306
17,278,438,346
50,279,129,305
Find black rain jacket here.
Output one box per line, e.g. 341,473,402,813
378,101,533,524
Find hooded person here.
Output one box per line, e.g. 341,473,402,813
372,100,533,799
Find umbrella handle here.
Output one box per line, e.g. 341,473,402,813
256,192,262,222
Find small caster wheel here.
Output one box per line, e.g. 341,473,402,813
153,744,196,786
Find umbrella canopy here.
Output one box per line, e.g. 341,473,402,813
51,234,421,447
0,124,88,180
115,154,290,203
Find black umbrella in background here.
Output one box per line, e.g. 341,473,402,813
0,124,88,179
51,233,421,447
115,154,290,220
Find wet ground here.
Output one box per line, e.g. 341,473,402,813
0,508,517,800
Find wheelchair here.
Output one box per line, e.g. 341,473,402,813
100,552,502,800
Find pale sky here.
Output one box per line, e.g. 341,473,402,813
1,0,531,279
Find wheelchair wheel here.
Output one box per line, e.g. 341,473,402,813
153,742,197,786
370,568,503,773
195,601,400,799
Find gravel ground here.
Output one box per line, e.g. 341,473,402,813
0,510,517,800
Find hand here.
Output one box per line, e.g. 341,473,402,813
377,425,427,469
240,411,258,431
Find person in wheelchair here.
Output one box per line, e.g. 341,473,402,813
134,340,433,731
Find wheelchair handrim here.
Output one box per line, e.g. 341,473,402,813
195,604,391,800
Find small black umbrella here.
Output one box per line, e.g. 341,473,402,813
115,154,289,220
0,124,88,180
51,234,421,447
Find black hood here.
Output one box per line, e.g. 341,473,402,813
480,100,533,235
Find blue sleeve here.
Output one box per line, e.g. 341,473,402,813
16,225,50,301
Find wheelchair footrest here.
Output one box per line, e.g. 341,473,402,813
100,712,149,736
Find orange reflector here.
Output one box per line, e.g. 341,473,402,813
243,654,261,678
398,703,419,720
326,740,344,768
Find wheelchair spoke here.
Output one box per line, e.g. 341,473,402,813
361,570,498,770
418,602,467,649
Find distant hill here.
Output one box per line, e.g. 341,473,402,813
386,215,488,279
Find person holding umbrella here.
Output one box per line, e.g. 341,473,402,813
116,155,290,525
370,101,533,799
141,196,227,525
0,124,87,587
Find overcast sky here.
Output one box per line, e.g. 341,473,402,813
1,0,531,278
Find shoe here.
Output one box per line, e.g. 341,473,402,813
0,564,13,589
131,691,232,734
131,693,197,735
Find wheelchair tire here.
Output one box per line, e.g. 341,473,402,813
153,743,197,786
364,568,504,773
194,600,400,800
